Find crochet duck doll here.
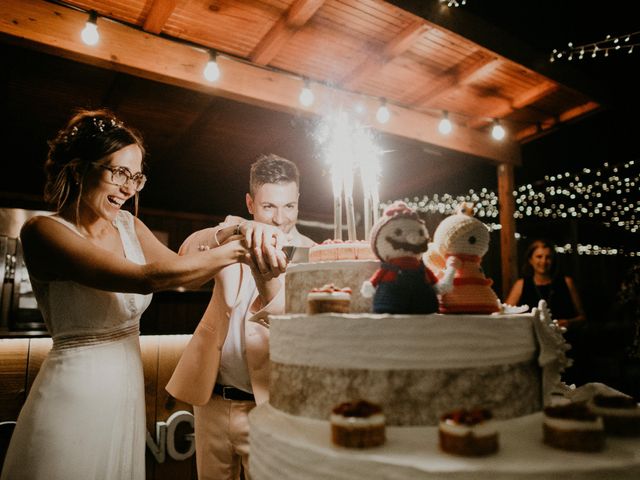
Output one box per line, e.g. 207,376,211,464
424,204,501,314
361,201,457,314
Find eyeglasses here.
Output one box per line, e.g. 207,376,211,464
93,163,147,192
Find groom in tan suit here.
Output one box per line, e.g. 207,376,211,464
166,154,314,480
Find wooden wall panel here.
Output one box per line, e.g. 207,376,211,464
0,335,196,480
25,338,52,393
0,339,29,422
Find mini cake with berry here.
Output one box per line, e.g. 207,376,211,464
589,393,640,437
543,402,605,452
307,284,352,314
308,239,376,262
438,408,499,456
330,400,386,448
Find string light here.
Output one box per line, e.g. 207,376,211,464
80,10,99,46
550,30,639,62
376,99,391,124
438,111,453,135
203,51,220,82
389,189,502,231
389,158,638,256
62,1,540,141
491,119,506,140
299,78,314,107
514,159,639,233
439,0,467,7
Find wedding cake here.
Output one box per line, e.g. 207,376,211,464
250,203,640,478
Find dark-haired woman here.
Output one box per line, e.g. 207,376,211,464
506,239,585,327
1,109,249,480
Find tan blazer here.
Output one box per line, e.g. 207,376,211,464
165,216,313,406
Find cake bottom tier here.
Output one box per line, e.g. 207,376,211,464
249,404,640,480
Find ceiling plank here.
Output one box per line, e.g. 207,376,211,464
467,81,560,129
515,101,600,142
340,19,429,89
0,0,520,165
143,0,179,34
250,0,325,65
417,57,501,108
401,52,494,107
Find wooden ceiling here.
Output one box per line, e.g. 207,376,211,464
0,0,603,221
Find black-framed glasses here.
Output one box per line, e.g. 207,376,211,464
93,163,147,192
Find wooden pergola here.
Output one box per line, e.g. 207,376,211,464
0,0,602,296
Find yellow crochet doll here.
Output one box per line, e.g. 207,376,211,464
424,204,501,314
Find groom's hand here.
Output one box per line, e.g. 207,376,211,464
238,221,288,251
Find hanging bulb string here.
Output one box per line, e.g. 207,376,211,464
47,0,543,138
550,30,640,61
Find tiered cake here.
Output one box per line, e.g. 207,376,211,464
249,256,640,479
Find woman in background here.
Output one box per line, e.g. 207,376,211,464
506,238,585,327
1,109,249,480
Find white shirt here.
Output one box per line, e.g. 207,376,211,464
216,225,314,393
217,270,256,393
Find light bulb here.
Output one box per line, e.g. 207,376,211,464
299,82,314,107
204,53,220,82
438,112,452,135
81,11,99,46
376,101,390,124
491,120,506,140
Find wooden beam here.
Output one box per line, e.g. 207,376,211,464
250,0,324,65
340,20,429,89
143,0,179,34
497,163,517,299
467,81,560,129
515,101,600,142
0,0,520,165
387,0,609,107
408,54,497,107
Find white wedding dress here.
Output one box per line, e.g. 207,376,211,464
1,210,152,480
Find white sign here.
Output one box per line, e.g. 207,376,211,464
146,410,195,463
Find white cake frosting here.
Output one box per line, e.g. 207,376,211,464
543,416,604,431
250,405,640,480
270,313,536,370
307,291,351,301
330,413,385,427
439,418,497,437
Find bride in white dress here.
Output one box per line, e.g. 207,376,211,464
0,109,252,480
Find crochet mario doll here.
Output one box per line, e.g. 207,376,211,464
361,201,457,314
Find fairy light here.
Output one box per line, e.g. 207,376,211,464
388,159,638,256
515,159,639,234
550,30,639,62
439,0,467,7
